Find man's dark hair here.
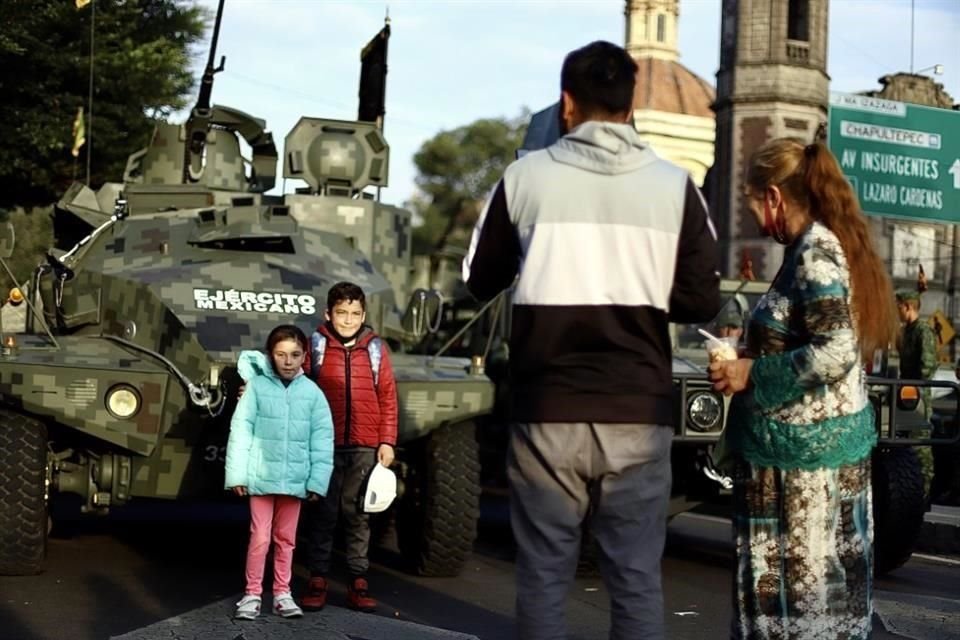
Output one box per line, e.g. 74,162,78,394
327,281,366,312
560,41,638,117
266,324,308,354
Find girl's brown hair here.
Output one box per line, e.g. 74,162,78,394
746,138,898,357
266,324,308,354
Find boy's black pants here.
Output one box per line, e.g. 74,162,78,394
303,448,376,578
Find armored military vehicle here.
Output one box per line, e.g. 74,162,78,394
0,7,492,578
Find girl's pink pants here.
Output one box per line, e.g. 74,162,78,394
244,494,301,596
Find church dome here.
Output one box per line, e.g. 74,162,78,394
632,57,716,118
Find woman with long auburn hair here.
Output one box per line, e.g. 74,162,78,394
709,138,898,639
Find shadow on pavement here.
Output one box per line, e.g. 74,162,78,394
0,605,40,640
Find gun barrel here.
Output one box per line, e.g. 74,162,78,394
184,0,226,176
195,0,226,112
206,0,225,70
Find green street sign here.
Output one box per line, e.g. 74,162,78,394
828,92,960,223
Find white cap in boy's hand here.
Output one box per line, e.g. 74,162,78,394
363,463,397,513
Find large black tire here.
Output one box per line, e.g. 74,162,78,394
0,411,48,575
397,422,480,577
872,447,925,576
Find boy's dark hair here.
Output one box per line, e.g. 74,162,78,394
560,41,637,117
327,281,366,312
266,324,308,354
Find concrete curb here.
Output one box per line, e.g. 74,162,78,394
917,505,960,556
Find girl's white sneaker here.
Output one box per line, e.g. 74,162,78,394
273,592,304,618
234,594,261,620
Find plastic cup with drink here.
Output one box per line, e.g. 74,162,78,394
699,328,738,363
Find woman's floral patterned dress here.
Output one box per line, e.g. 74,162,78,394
725,221,876,640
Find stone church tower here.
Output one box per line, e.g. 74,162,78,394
625,0,715,186
710,0,830,279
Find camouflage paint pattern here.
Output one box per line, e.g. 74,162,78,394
124,105,277,194
0,335,170,456
392,354,494,440
285,196,412,309
283,118,389,192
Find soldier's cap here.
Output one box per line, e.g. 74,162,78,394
717,307,743,328
7,287,23,305
895,289,921,302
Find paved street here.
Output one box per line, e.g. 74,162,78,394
0,498,957,640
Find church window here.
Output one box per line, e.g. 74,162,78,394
787,0,810,41
656,14,665,42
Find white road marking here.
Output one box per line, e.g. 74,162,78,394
912,552,960,567
672,512,731,525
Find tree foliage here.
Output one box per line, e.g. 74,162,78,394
411,114,528,255
0,0,207,210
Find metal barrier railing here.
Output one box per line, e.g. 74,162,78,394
867,376,960,445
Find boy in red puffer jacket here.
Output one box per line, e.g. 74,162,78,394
300,282,397,613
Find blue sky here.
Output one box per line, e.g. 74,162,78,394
186,0,960,207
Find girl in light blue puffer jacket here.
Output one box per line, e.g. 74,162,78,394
225,325,334,621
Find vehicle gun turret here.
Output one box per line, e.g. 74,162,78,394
121,0,277,199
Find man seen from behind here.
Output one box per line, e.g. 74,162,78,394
462,41,721,640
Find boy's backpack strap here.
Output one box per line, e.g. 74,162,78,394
368,337,382,388
310,331,326,379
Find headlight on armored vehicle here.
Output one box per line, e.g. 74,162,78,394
106,384,141,419
687,391,723,432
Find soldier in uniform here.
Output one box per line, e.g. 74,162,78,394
895,289,938,418
716,306,744,341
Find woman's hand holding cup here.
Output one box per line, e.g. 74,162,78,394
704,334,753,396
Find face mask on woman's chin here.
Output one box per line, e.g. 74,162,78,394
761,199,789,245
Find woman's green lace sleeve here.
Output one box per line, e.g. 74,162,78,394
751,352,804,409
